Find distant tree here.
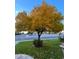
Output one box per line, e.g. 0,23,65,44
15,11,32,32
15,2,63,47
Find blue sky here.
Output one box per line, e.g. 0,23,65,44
15,0,64,16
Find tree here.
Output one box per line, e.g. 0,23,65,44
15,2,63,47
30,2,63,40
15,11,32,32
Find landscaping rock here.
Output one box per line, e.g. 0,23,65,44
60,43,64,48
59,43,64,53
15,54,34,59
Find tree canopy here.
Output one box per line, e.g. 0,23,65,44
15,11,32,32
15,2,64,33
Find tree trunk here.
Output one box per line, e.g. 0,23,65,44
37,31,42,41
38,33,41,41
33,31,43,47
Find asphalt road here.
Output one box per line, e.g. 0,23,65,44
16,33,64,41
15,33,64,44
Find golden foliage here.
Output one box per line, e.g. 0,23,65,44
15,2,63,33
15,11,32,32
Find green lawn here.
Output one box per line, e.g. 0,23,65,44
15,39,63,59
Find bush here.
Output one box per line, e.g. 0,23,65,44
33,40,43,47
59,38,64,42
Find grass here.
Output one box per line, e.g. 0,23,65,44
15,39,63,59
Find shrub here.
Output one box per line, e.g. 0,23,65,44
59,38,64,42
33,40,43,47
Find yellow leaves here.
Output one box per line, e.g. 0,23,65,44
15,12,32,32
15,2,64,33
52,12,63,21
52,23,63,33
